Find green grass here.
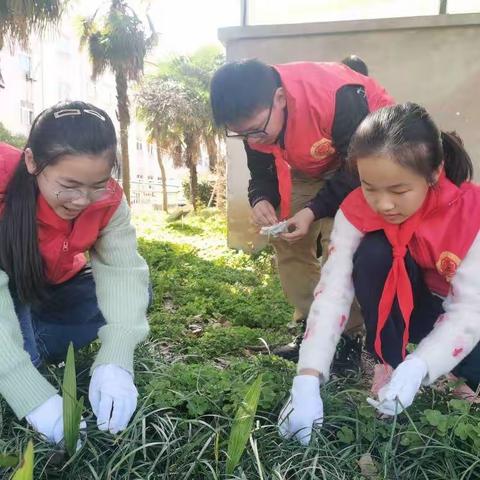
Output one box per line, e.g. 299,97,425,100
1,207,479,479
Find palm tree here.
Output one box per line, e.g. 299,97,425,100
79,0,156,204
136,78,188,212
0,0,66,87
147,47,224,211
161,47,225,172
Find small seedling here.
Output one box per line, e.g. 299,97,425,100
11,440,34,480
226,375,262,475
62,343,84,457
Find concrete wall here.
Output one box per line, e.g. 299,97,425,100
219,13,480,251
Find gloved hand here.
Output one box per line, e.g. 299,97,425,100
26,393,86,448
89,364,138,434
278,375,323,445
367,356,427,415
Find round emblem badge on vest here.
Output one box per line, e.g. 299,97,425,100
310,138,336,160
436,251,461,282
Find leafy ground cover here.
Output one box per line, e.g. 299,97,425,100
1,208,479,479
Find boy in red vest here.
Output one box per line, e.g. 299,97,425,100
279,102,480,445
210,58,394,360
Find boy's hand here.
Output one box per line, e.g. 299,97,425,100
252,200,278,227
281,208,315,243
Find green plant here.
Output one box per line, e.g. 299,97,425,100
0,453,18,468
182,177,215,206
11,441,33,480
62,343,84,457
226,375,263,475
0,123,27,149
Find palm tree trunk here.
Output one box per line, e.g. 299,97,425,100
205,133,218,172
185,137,198,212
155,140,168,212
115,69,131,205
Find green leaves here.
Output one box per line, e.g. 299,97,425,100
11,441,33,480
225,375,263,475
62,343,84,457
0,453,18,468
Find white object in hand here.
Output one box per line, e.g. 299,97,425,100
26,393,86,447
260,221,288,237
367,356,427,415
278,375,323,445
89,363,138,434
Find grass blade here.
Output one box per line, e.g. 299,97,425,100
63,343,83,457
11,440,34,480
0,453,18,468
226,375,262,475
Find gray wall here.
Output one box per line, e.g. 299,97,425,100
219,13,480,251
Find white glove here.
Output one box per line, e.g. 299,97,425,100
278,375,323,445
89,364,138,434
367,356,427,415
26,394,86,447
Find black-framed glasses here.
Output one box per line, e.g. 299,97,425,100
225,95,275,139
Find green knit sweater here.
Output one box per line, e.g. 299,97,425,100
0,197,150,418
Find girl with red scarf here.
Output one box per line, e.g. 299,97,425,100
278,102,480,445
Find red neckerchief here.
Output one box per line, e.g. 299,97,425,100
342,180,438,364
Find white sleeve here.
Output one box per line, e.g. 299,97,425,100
411,232,480,385
297,210,364,380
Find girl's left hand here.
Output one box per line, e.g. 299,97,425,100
89,364,138,434
367,356,427,415
280,208,315,243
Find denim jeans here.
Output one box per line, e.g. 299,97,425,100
12,267,107,367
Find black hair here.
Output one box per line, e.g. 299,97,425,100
341,55,368,76
0,100,118,304
347,102,473,186
210,59,279,126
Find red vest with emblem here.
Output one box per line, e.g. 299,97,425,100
341,175,480,363
0,143,123,285
249,62,394,218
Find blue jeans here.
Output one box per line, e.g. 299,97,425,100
12,267,107,367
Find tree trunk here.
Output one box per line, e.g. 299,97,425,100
115,69,131,204
214,154,226,210
155,140,168,212
205,133,218,172
185,134,198,212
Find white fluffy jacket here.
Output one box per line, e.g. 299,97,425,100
298,210,480,385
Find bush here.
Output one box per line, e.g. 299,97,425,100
182,177,215,206
0,122,27,149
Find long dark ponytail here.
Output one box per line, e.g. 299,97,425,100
347,102,473,186
0,101,118,304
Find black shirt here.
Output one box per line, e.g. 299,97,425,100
245,84,369,220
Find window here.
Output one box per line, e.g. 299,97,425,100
136,139,143,151
20,100,34,126
19,53,33,81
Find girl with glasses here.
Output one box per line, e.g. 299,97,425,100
0,101,149,446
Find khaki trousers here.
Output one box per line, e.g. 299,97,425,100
270,172,363,334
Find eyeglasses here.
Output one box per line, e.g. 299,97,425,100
225,95,275,139
42,173,115,203
55,187,115,203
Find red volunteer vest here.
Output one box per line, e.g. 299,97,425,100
249,62,394,218
0,143,123,285
341,175,480,364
